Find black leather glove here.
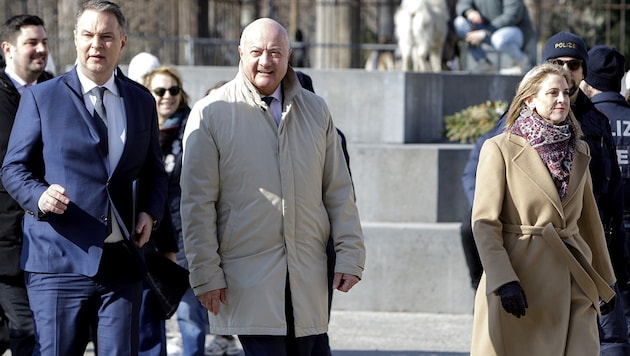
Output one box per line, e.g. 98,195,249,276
600,295,616,315
498,281,528,318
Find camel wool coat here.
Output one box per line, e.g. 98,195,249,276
471,132,616,356
180,66,365,337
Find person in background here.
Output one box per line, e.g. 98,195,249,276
471,62,616,355
0,13,51,355
180,18,365,355
580,45,630,353
454,0,534,74
460,129,498,291
136,66,185,356
128,51,160,84
542,32,626,355
0,1,167,354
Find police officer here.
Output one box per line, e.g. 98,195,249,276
580,45,630,352
544,32,627,354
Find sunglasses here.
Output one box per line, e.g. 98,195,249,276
152,86,181,97
549,59,582,71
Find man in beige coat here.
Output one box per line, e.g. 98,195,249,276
180,18,365,355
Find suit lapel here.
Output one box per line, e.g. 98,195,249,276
63,68,109,171
111,75,133,179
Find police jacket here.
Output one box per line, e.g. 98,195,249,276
590,91,630,205
573,89,626,286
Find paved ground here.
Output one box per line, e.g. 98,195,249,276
16,309,472,355
164,310,473,356
326,310,472,356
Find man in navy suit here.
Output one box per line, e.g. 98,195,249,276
0,1,167,355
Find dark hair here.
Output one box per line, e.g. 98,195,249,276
0,14,46,44
75,0,126,35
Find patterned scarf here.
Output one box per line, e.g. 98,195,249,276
509,107,575,199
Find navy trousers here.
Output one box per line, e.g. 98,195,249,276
26,242,143,355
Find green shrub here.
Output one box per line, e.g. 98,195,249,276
444,100,508,143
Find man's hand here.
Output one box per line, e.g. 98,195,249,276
134,212,154,247
332,273,360,292
38,184,70,214
465,9,483,24
465,30,487,46
198,289,227,315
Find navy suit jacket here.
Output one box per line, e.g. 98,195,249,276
0,67,167,277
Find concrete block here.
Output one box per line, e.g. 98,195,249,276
303,69,407,144
348,143,472,223
283,70,520,144
331,222,475,314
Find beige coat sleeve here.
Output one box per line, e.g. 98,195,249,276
472,138,519,295
180,99,226,296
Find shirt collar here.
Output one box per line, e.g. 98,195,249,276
266,85,282,102
4,67,35,89
76,67,119,96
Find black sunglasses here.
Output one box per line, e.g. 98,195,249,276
549,59,582,71
152,86,181,97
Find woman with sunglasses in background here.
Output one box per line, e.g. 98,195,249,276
140,66,205,356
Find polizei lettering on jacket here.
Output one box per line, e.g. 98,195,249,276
613,120,630,178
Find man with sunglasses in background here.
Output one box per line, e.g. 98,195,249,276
543,31,627,354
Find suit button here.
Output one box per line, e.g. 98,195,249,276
100,215,108,222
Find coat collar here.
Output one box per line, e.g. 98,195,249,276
508,133,589,217
236,63,302,106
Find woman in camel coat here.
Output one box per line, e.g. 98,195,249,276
471,63,616,356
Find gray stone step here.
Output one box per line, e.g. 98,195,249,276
332,222,475,314
348,143,472,224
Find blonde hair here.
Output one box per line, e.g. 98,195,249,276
505,63,582,137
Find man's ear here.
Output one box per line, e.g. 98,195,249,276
1,41,11,58
120,34,127,51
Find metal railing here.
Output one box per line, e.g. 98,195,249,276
35,0,630,74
